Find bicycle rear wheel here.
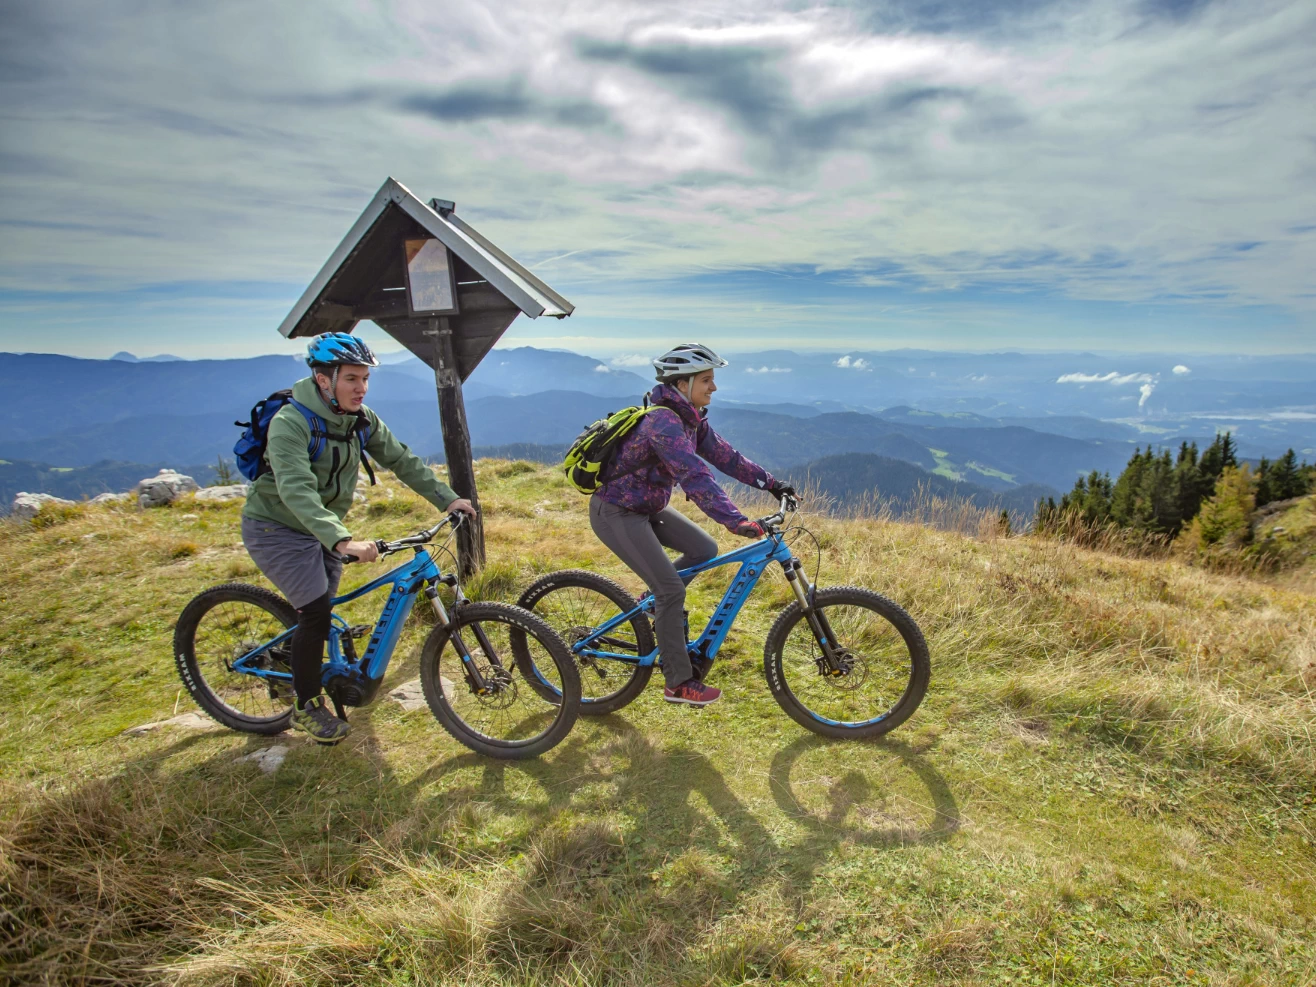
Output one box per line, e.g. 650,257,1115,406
763,586,929,740
420,601,581,759
173,583,297,734
515,569,654,715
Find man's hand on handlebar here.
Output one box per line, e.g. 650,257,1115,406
336,538,380,564
447,498,477,518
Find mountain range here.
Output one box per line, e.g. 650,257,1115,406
3,346,1312,512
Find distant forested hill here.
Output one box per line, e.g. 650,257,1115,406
786,453,1056,517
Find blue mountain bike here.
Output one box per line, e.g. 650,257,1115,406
515,495,930,739
173,515,581,759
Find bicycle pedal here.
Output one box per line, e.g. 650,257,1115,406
346,624,371,639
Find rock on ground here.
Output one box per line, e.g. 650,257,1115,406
10,492,76,522
389,678,425,711
90,491,132,505
122,711,221,736
137,469,199,508
195,484,249,502
235,745,290,774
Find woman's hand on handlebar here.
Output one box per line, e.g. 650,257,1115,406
733,519,765,538
336,538,380,564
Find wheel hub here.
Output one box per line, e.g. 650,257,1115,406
818,648,867,691
473,665,518,709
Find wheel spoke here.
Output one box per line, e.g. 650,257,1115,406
175,584,296,731
516,571,653,713
427,603,579,756
774,595,924,730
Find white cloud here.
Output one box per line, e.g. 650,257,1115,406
1056,371,1156,385
1056,368,1160,406
2,0,1315,357
835,355,870,370
610,354,653,367
1173,364,1192,375
593,364,610,372
745,365,792,373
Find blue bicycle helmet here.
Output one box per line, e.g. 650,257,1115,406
305,332,380,369
306,333,379,413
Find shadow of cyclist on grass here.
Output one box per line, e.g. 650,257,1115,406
4,698,959,985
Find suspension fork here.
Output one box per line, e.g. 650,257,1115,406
781,558,844,671
424,582,492,694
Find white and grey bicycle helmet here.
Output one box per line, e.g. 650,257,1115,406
652,342,728,381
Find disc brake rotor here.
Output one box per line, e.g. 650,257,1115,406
818,648,868,691
472,664,518,709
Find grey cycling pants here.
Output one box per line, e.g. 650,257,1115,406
589,496,719,688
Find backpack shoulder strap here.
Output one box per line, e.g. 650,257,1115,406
599,405,661,485
354,411,377,486
286,398,329,461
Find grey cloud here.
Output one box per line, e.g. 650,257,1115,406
578,35,993,165
397,79,612,128
578,37,790,133
1139,0,1218,22
841,0,1072,36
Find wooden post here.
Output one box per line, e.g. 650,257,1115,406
425,319,485,575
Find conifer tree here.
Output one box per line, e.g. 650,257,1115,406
1267,449,1306,501
1255,457,1274,508
1173,441,1209,524
1060,470,1113,524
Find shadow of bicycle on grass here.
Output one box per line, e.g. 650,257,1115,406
3,704,959,985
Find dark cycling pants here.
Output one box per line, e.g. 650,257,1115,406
589,497,718,688
241,517,343,705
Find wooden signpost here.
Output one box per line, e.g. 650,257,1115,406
276,178,574,573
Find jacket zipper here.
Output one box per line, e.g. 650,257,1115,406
328,446,344,504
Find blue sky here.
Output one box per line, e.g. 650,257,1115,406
1,0,1313,360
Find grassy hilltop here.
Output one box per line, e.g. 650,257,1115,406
1,462,1314,986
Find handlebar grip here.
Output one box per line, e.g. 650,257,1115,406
342,553,359,564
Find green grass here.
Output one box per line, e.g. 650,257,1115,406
963,462,1016,484
2,463,1314,985
927,448,964,482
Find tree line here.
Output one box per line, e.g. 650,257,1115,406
1035,433,1314,538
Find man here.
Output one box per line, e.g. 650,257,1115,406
242,332,475,744
590,343,794,706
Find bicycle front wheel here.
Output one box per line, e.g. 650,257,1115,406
420,601,581,759
764,586,929,740
173,583,297,734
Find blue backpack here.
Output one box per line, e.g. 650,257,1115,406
234,390,377,485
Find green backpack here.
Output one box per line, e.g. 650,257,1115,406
563,397,659,494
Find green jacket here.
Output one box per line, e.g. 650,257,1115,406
243,377,459,550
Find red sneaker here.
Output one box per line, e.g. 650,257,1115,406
663,679,722,706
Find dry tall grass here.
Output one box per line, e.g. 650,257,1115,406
2,461,1313,985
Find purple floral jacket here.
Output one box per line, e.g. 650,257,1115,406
595,383,775,529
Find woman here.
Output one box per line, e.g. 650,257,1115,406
591,343,793,706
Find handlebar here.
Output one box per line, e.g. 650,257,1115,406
341,510,467,564
754,492,798,533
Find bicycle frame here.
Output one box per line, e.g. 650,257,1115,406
231,548,444,691
576,531,803,667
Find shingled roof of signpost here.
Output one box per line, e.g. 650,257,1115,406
277,177,573,380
